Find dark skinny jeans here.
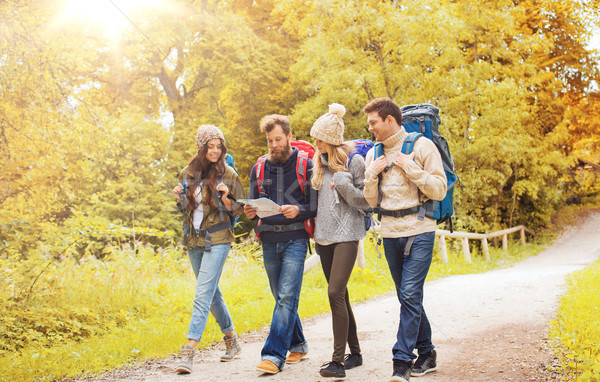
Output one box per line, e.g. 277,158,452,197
316,241,362,363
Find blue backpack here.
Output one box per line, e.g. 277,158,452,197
347,139,374,164
225,153,237,174
224,153,240,228
346,139,375,231
375,104,457,232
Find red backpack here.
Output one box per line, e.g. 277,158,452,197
254,140,316,238
290,139,315,159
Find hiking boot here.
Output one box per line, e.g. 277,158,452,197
320,361,346,378
390,359,412,382
220,333,241,362
411,350,437,376
256,359,279,374
175,345,195,374
285,351,308,364
344,353,363,369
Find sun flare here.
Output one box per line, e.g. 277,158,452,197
58,0,166,37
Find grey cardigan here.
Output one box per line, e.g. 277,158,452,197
313,154,370,245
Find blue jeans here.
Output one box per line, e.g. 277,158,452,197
260,239,309,369
383,232,435,362
186,243,234,342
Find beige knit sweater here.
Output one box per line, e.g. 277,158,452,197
364,128,447,238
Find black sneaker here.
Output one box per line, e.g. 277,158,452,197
411,350,437,376
391,359,412,382
320,361,346,378
344,353,363,369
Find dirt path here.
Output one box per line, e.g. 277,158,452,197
87,212,600,381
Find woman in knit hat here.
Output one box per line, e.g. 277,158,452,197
171,125,244,374
310,104,370,378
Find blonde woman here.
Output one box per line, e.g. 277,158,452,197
310,104,370,378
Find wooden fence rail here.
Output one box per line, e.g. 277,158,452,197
435,225,535,263
303,223,534,273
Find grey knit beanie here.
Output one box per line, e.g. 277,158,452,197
310,103,346,146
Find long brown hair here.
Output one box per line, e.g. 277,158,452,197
186,138,227,210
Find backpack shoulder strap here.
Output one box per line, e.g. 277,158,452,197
374,144,384,220
182,175,188,194
178,175,190,214
401,132,423,155
346,150,358,169
296,150,309,194
255,154,268,196
373,142,384,160
402,132,425,205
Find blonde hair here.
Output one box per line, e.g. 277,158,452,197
311,142,353,190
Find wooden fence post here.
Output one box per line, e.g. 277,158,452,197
502,234,508,251
303,254,321,274
461,237,472,263
438,235,448,263
481,237,490,261
520,228,526,245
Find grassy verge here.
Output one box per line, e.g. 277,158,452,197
0,232,547,382
548,259,600,381
545,204,600,381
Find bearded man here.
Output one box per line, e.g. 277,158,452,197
244,114,318,375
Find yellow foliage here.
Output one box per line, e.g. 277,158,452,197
549,259,600,380
2,0,600,377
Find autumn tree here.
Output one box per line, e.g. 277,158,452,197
276,0,597,230
0,0,175,257
2,0,599,261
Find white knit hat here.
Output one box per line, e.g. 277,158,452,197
310,103,346,146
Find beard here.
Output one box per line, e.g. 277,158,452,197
269,141,292,164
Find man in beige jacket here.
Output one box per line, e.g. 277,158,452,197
362,98,447,382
